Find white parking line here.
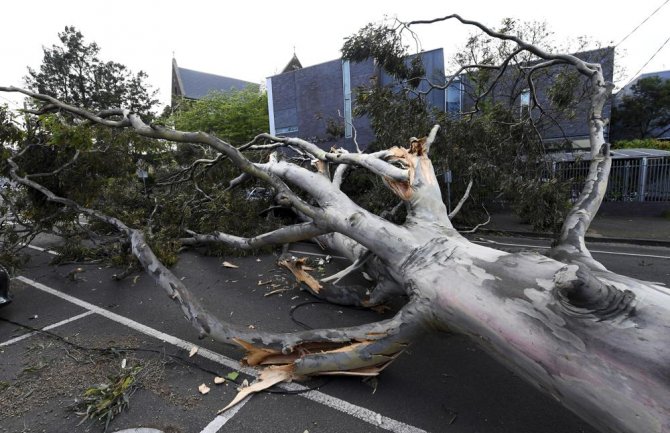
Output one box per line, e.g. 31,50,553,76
474,239,670,259
0,310,94,347
16,275,428,433
288,250,348,260
199,396,251,433
23,244,59,256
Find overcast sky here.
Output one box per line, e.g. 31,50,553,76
1,0,669,110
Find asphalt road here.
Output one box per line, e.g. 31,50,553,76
1,235,668,433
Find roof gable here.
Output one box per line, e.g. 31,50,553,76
176,66,257,99
282,53,303,73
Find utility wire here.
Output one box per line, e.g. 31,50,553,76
616,0,669,47
0,94,22,107
622,34,670,88
0,316,328,395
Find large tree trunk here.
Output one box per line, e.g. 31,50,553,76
402,237,669,433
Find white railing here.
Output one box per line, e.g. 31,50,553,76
554,156,670,202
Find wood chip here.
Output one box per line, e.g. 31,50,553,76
198,383,210,395
279,257,322,293
217,366,293,413
264,288,291,297
189,346,198,357
222,261,239,268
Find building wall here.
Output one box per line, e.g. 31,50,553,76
460,47,615,149
268,49,445,151
267,47,610,151
379,48,446,111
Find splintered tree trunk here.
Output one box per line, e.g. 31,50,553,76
399,237,670,433
2,16,669,432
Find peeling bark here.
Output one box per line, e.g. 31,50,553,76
278,256,323,293
3,17,669,433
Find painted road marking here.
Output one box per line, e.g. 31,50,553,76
199,396,251,433
474,239,670,260
0,310,94,347
23,243,59,256
17,275,428,433
288,249,348,260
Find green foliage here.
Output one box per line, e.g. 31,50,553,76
341,166,404,221
342,23,425,88
26,26,158,114
455,19,556,100
612,138,670,151
548,71,581,111
348,63,569,232
325,117,345,139
1,28,167,268
162,87,282,257
172,87,268,145
512,178,572,232
339,19,592,233
75,365,142,431
611,76,670,140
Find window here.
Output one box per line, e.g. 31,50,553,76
342,60,353,138
446,78,463,115
275,126,298,134
520,88,531,115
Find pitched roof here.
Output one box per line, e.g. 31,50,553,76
616,70,670,99
282,53,303,73
173,60,257,99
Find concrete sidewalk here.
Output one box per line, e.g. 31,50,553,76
478,211,670,246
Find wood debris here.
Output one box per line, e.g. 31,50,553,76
264,288,291,297
217,365,294,413
278,257,322,293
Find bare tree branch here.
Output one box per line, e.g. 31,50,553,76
256,133,409,181
448,178,473,219
24,150,80,179
181,222,328,249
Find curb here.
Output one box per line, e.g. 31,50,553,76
473,228,670,248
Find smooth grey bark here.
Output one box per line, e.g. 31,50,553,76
2,16,669,433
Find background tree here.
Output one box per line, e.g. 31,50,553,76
26,26,157,113
2,41,277,270
153,88,280,258
0,27,163,269
172,87,268,145
611,75,670,141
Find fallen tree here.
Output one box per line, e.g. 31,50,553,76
1,15,668,433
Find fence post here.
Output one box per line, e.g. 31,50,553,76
637,157,648,202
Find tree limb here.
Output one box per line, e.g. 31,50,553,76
181,222,328,249
448,178,473,219
256,133,409,181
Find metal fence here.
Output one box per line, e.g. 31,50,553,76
554,156,670,202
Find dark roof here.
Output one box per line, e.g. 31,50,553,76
176,66,257,99
282,53,303,73
616,70,670,99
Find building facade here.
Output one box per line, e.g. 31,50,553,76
266,47,615,152
266,49,446,151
